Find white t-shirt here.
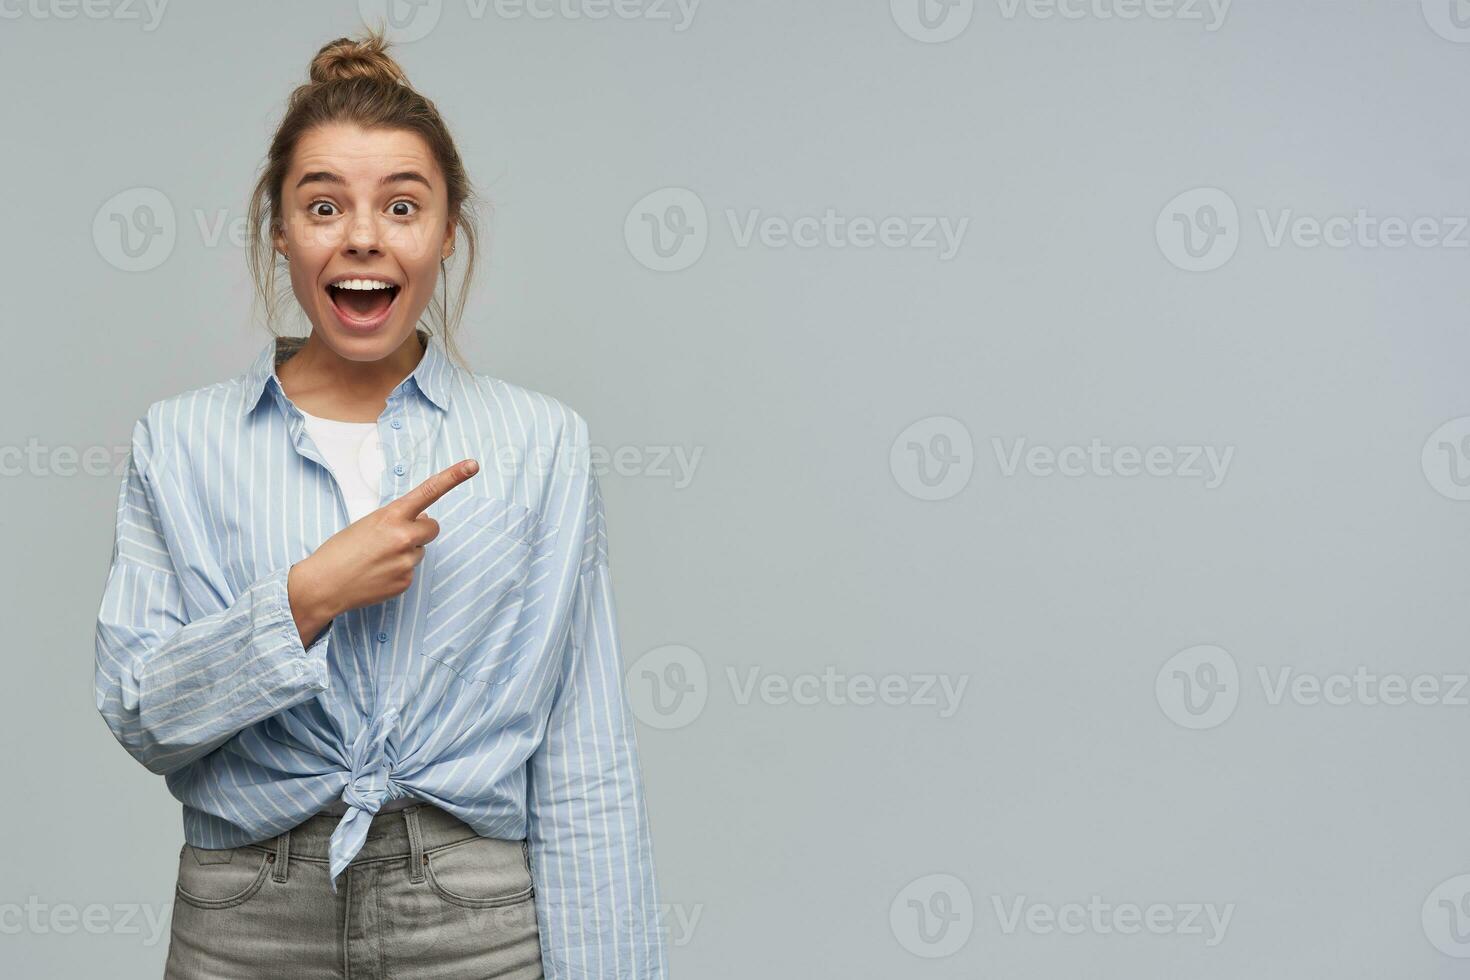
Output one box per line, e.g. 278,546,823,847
299,409,385,524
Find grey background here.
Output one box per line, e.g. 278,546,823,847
3,0,1468,976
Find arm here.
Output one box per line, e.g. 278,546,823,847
92,417,336,776
526,462,669,980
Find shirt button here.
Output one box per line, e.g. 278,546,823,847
391,419,402,429
295,660,308,675
376,631,389,643
393,463,406,476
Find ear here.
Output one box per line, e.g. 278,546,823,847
271,223,288,259
441,221,456,260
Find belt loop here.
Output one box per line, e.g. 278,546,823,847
404,806,425,883
272,827,291,883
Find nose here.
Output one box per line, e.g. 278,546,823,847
343,213,383,255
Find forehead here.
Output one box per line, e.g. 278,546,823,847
288,122,442,187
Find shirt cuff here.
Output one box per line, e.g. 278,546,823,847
262,563,333,694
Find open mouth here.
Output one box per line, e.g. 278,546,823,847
326,279,402,323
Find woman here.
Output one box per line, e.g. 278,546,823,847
92,27,667,979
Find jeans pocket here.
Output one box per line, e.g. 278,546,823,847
174,844,273,910
421,494,550,686
423,835,536,910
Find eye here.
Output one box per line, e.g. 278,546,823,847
388,200,418,218
308,200,339,218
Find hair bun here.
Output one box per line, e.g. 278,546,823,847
308,29,407,86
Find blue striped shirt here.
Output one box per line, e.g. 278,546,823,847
93,328,668,979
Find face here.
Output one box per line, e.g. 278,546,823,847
272,122,454,359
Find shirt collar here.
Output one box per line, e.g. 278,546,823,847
240,327,455,418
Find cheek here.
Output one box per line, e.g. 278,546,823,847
401,251,446,293
398,270,440,314
285,247,318,281
285,260,328,311
386,219,447,262
287,263,313,298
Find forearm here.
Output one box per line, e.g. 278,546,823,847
287,555,341,648
95,562,334,775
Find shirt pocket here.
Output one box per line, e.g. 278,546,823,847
420,494,542,686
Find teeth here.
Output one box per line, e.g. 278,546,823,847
330,279,396,290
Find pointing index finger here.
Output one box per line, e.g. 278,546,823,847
394,459,480,518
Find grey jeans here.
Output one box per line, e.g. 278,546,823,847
165,803,544,979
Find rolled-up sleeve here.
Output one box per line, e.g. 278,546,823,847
526,449,669,979
93,416,334,777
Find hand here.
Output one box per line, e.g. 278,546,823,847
287,458,481,645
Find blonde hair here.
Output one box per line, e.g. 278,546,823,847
246,23,481,369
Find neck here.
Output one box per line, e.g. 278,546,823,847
277,329,425,422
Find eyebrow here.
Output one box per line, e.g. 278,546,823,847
294,170,433,191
